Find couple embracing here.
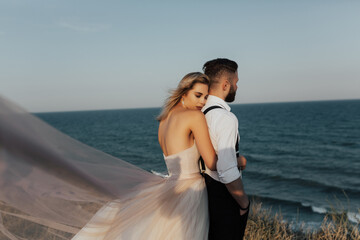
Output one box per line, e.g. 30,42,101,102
73,58,249,240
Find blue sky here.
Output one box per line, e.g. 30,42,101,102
1,0,359,112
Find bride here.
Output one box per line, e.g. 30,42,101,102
72,72,217,239
0,72,244,239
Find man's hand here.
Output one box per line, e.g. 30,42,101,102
237,155,247,170
225,177,249,215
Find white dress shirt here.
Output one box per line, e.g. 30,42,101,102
202,95,241,184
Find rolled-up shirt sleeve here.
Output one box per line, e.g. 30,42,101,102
215,114,241,184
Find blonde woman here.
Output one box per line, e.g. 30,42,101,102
72,72,218,239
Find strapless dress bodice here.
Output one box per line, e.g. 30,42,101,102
163,143,201,180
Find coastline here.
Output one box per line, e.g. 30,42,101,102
246,201,360,240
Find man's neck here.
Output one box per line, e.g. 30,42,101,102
208,91,225,101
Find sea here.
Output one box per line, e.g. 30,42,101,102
36,99,360,230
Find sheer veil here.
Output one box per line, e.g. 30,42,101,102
0,96,161,239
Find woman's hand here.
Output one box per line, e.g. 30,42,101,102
237,155,247,170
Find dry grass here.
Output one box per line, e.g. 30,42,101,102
245,201,360,240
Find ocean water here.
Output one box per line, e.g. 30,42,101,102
36,100,360,229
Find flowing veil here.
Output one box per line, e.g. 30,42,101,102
0,96,162,239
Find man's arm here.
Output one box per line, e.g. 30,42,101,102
215,114,249,214
225,177,249,215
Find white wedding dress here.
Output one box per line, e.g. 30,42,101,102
0,96,208,240
72,143,209,240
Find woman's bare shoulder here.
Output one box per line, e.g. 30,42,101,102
182,109,206,124
167,109,205,125
178,109,201,116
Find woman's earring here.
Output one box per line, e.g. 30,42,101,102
182,98,185,108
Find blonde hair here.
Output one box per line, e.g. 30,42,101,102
157,72,210,121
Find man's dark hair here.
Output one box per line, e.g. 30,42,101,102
202,58,238,88
203,58,237,79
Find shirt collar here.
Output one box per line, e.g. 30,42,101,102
205,95,231,112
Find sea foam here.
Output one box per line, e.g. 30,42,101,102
347,212,360,224
151,170,169,178
311,206,327,214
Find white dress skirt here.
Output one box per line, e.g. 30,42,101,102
72,143,209,240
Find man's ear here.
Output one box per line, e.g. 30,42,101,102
222,80,230,91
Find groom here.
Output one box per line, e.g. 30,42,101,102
201,58,250,239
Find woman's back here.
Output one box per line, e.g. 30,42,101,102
158,106,196,157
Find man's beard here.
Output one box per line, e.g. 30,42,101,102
225,84,236,102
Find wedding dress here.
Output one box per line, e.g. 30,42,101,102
72,143,209,240
0,96,208,240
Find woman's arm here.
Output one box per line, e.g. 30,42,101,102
237,155,247,170
188,111,217,170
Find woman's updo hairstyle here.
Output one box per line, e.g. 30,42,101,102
157,72,210,121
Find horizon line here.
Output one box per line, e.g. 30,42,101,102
33,98,360,114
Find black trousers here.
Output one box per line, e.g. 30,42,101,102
204,174,249,240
